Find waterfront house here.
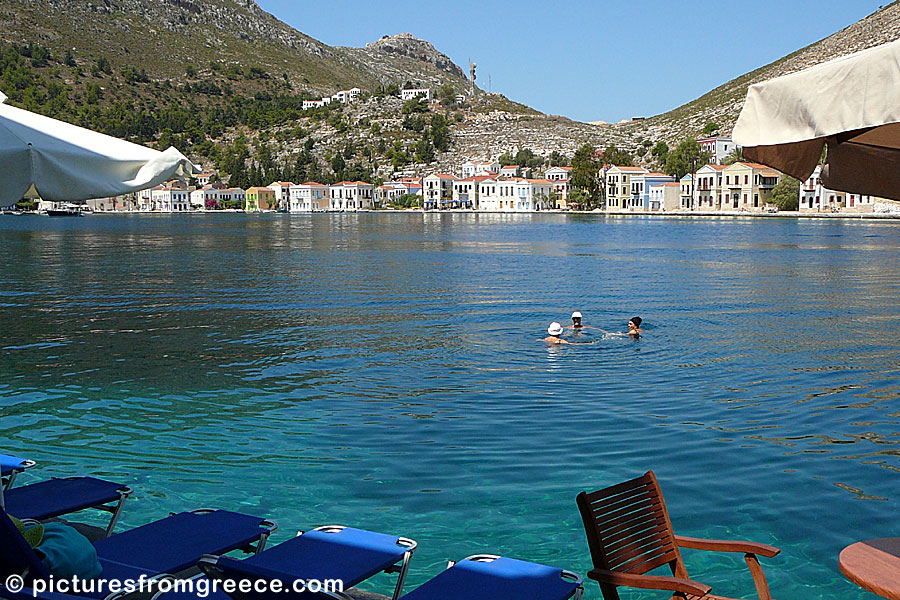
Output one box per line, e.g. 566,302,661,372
604,166,648,211
452,174,493,209
196,172,216,187
290,182,329,212
376,182,419,205
245,186,276,212
721,162,780,211
545,166,572,209
630,172,676,211
395,177,423,197
267,181,294,211
648,182,682,212
219,187,246,209
401,88,432,101
693,164,727,210
461,160,500,178
516,179,553,211
330,181,375,210
191,186,221,210
679,174,694,210
697,135,740,165
150,186,191,212
799,165,875,213
423,173,457,209
477,177,552,212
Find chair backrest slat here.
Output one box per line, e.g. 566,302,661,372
576,471,684,580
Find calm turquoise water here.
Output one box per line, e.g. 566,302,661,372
2,213,899,599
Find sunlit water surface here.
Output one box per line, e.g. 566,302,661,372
2,213,900,599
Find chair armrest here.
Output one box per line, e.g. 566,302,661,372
587,568,712,597
675,535,780,558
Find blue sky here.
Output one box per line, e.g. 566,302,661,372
257,0,881,123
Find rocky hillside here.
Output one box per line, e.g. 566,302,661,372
2,0,899,179
0,0,472,94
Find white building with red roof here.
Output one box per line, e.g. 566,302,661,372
329,181,374,210
423,173,458,210
290,182,329,212
267,182,294,211
545,166,572,209
451,174,494,209
477,177,553,212
694,164,728,210
461,160,500,179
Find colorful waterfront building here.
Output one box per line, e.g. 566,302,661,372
604,166,648,211
679,174,694,210
693,164,727,210
721,162,780,211
290,182,329,212
329,181,375,210
545,166,572,209
245,187,276,212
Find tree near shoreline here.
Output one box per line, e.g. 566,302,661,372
571,143,601,206
664,140,711,181
770,176,800,211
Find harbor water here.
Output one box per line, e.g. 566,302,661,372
2,212,899,599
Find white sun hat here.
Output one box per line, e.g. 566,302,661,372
547,322,563,336
572,311,582,319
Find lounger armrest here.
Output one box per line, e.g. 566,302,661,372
587,568,712,597
675,535,780,558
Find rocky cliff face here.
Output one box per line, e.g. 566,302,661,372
362,33,466,79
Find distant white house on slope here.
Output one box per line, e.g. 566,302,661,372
401,88,432,101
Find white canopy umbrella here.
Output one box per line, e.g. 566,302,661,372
733,39,900,200
0,91,198,206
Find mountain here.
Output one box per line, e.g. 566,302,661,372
0,0,472,93
2,0,900,181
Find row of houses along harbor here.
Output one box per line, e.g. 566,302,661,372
71,135,897,214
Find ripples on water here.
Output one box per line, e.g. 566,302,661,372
1,213,900,599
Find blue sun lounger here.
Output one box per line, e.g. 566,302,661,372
194,525,417,600
203,549,580,600
0,452,132,536
398,555,583,600
0,506,277,599
0,454,36,488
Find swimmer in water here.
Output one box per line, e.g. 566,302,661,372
543,322,570,345
628,316,643,337
567,311,606,333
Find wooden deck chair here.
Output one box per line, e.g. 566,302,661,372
576,470,780,600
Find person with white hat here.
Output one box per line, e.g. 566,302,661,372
543,322,570,345
566,311,604,332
